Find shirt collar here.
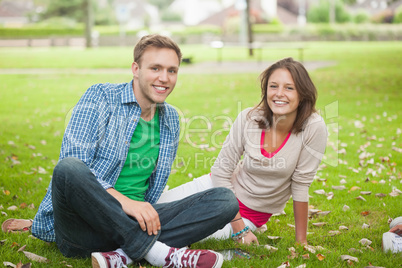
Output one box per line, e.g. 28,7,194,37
121,80,136,104
122,80,167,114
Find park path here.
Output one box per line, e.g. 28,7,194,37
0,61,336,75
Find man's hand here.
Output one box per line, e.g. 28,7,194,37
107,188,160,235
390,224,402,236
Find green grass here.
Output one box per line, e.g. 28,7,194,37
0,42,401,267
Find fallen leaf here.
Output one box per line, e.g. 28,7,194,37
343,205,350,211
295,265,306,268
308,209,321,216
318,211,331,216
20,203,27,209
3,190,11,195
355,196,367,201
340,255,359,262
267,236,281,240
302,253,310,259
329,230,341,236
314,189,326,195
264,244,278,252
26,145,36,150
375,193,387,198
315,246,326,251
366,245,375,251
17,245,26,252
37,167,47,174
359,238,372,246
348,248,363,253
339,225,349,230
287,250,298,259
3,262,16,268
304,245,316,254
362,223,370,229
360,211,370,216
312,222,327,227
360,191,372,195
316,253,326,261
277,261,291,268
255,224,267,233
287,224,295,228
349,186,361,192
332,185,346,190
22,251,49,263
340,179,347,184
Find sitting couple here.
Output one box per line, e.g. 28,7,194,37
3,34,327,268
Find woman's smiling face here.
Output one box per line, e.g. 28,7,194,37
267,68,300,119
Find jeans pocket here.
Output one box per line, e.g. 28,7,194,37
57,238,92,258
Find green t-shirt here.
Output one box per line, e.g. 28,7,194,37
114,109,160,201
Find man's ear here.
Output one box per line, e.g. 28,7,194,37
131,62,139,77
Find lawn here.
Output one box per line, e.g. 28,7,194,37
0,41,401,267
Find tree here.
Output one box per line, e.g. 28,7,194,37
41,0,84,22
246,0,253,57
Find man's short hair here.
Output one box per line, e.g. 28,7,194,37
133,34,182,66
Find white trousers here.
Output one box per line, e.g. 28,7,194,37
157,174,257,240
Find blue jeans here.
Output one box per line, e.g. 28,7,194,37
52,157,238,261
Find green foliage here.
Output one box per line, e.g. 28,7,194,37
252,23,284,34
41,0,84,22
161,10,182,22
173,25,221,35
0,25,84,38
354,10,370,23
307,0,351,23
393,5,402,23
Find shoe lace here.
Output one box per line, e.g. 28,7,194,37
108,253,127,268
166,248,201,268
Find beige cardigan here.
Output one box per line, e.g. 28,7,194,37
211,108,327,214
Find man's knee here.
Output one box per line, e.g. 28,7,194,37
53,157,86,185
211,187,239,215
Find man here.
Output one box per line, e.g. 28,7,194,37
32,34,238,268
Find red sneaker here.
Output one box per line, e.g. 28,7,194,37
91,251,128,268
164,247,223,268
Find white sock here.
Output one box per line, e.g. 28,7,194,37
116,248,132,265
144,241,172,267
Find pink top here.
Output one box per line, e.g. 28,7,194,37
238,198,272,227
260,130,291,158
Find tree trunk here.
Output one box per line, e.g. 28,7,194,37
246,0,253,56
84,0,93,48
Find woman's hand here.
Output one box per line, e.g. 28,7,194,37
240,231,259,245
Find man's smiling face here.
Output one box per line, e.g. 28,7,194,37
132,46,180,107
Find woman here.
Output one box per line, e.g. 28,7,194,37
158,57,328,245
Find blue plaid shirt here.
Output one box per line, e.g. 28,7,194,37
32,81,180,242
